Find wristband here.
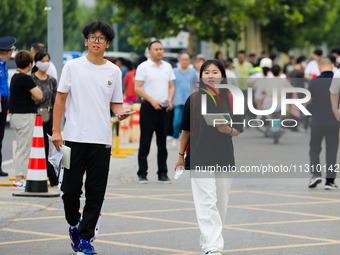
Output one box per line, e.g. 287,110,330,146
228,127,233,135
179,152,185,156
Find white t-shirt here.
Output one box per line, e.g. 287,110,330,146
225,69,239,87
47,61,58,81
58,56,123,145
135,58,175,102
305,60,320,77
255,77,291,110
330,69,340,94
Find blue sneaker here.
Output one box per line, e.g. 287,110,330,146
69,220,81,252
77,239,97,254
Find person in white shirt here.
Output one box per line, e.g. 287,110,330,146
134,40,175,184
51,21,128,254
30,43,58,80
305,49,322,80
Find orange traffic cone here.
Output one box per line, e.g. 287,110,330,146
13,116,59,197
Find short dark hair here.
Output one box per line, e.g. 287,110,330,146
331,48,340,55
296,55,306,64
82,21,115,42
313,49,323,56
249,53,256,58
238,50,246,55
272,64,281,76
328,55,336,64
15,50,33,69
148,40,162,50
31,43,46,52
179,51,191,59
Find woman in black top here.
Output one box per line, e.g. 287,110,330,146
9,50,43,190
175,59,243,255
31,51,58,186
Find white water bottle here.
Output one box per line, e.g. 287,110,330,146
174,165,184,180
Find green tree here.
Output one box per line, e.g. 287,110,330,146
63,0,82,51
110,0,249,54
0,0,47,49
247,0,340,52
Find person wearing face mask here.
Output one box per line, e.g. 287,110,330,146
175,59,243,255
30,43,58,81
9,50,43,190
31,51,58,186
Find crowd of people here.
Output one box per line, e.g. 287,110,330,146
1,20,340,255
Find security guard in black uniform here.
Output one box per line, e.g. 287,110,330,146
0,36,16,176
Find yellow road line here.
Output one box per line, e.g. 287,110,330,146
247,190,340,202
96,239,194,253
104,207,195,215
0,237,65,246
1,228,66,238
169,241,340,254
227,218,337,227
99,226,199,237
229,200,336,208
111,213,198,226
236,206,340,219
0,201,61,211
107,188,191,192
226,226,339,243
11,216,64,222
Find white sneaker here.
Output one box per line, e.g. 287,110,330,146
205,251,222,255
13,179,26,190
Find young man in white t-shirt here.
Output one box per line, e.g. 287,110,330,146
52,21,128,254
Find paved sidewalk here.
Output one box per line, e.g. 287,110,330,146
0,128,340,254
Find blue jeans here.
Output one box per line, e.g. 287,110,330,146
173,105,184,139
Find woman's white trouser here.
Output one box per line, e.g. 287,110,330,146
191,174,233,253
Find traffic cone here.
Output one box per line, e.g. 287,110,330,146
13,116,59,197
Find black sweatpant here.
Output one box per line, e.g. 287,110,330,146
60,141,111,241
137,101,169,178
309,126,339,181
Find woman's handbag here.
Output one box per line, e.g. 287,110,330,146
37,106,51,123
37,76,52,123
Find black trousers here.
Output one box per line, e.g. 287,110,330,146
42,111,58,186
309,126,339,180
0,97,9,169
137,101,169,178
60,141,111,241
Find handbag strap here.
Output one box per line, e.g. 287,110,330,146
46,76,53,110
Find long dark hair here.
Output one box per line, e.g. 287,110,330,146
31,51,50,73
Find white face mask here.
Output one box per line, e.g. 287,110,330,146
301,61,307,68
36,61,50,72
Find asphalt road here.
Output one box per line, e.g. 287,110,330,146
0,127,339,254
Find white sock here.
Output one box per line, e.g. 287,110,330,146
70,223,79,229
